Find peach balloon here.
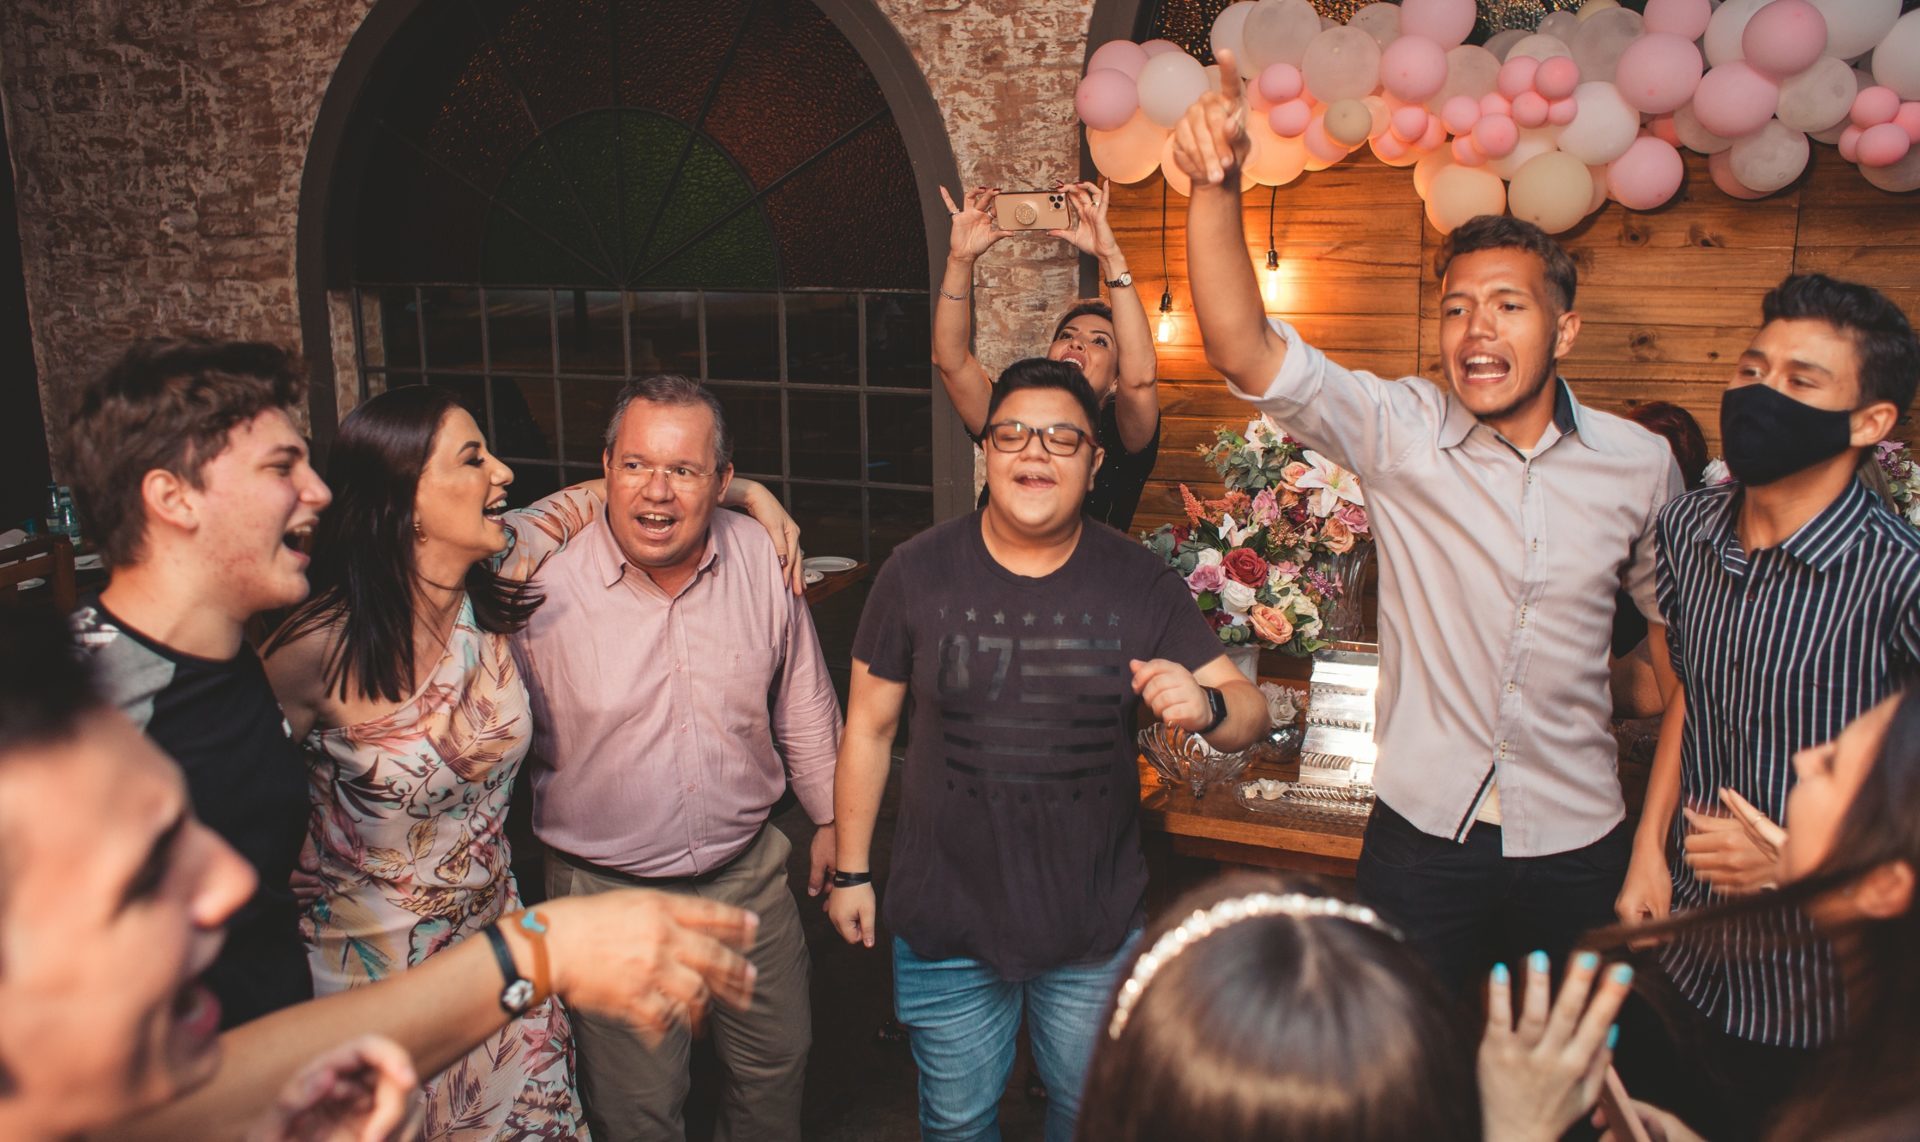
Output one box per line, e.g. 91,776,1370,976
1089,110,1173,184
1427,163,1508,232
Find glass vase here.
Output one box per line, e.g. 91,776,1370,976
1319,545,1374,644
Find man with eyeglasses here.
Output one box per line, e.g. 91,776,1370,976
508,373,841,1141
828,358,1265,1142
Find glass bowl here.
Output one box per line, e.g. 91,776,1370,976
1138,722,1253,799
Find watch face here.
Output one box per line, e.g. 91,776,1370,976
503,978,536,1013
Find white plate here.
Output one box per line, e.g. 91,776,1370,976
803,556,856,574
75,553,104,571
804,569,825,586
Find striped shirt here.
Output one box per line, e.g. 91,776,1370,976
1656,478,1920,1047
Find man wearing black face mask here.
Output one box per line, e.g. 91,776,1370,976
1614,274,1920,1137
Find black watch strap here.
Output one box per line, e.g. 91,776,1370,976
1199,686,1228,734
484,923,536,1016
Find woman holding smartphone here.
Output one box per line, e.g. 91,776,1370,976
933,180,1161,531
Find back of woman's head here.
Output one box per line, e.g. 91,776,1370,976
1624,401,1709,489
1075,873,1479,1142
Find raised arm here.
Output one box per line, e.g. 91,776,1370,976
1052,180,1159,453
826,660,908,949
932,186,1013,437
1173,50,1291,391
1619,624,1683,927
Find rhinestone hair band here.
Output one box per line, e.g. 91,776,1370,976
1106,892,1403,1041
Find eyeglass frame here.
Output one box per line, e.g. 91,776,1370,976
983,419,1096,457
607,458,724,488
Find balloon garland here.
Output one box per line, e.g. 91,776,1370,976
1078,0,1920,233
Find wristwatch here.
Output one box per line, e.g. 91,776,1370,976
484,922,537,1016
1106,270,1133,290
1199,686,1228,734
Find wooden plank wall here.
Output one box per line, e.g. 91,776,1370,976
1108,148,1920,534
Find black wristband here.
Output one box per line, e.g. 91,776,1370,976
483,922,536,1016
832,870,873,889
1199,685,1229,734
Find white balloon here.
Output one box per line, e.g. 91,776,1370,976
1673,102,1737,154
1245,111,1310,186
1579,0,1622,17
1873,11,1920,101
1588,162,1611,214
1776,56,1858,134
1212,2,1259,70
1413,145,1454,198
1350,3,1402,49
1572,8,1645,84
1557,81,1641,165
1427,163,1508,233
1488,126,1565,179
1302,26,1383,103
1807,0,1901,63
1860,140,1920,191
1240,0,1326,71
1702,0,1774,69
1138,51,1211,128
1427,44,1501,112
1509,149,1596,233
1728,119,1810,191
1810,120,1849,145
1484,29,1528,62
1540,12,1582,42
1507,34,1575,64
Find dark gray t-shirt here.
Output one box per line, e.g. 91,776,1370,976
854,512,1222,979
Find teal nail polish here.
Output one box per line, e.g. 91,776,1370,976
1576,951,1599,972
1611,964,1635,985
1607,1024,1621,1050
1528,950,1550,973
1491,962,1509,984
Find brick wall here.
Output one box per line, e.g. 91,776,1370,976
0,0,1094,470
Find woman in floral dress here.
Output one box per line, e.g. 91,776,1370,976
264,385,796,1139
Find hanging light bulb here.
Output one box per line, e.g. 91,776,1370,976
1262,248,1283,310
1156,289,1175,344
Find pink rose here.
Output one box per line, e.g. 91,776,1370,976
1223,547,1269,587
1250,604,1295,646
1334,503,1369,535
1280,461,1311,490
1187,562,1226,594
1322,517,1356,554
1250,487,1282,527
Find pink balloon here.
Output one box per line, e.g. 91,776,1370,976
1442,95,1482,134
1896,102,1920,144
1418,116,1448,151
1741,0,1828,80
1858,122,1914,167
1480,92,1513,120
1649,113,1681,146
1498,57,1541,100
1614,33,1705,115
1548,97,1579,126
1512,91,1550,128
1853,86,1902,129
1473,113,1520,157
1838,124,1864,163
1088,40,1150,80
1536,57,1581,101
1392,105,1432,142
1606,135,1685,210
1692,63,1781,139
1643,0,1712,41
1399,0,1477,49
1451,134,1488,166
1708,148,1768,199
1382,35,1450,103
1270,98,1315,138
1373,131,1411,162
1303,113,1350,163
1260,63,1305,103
1076,69,1140,131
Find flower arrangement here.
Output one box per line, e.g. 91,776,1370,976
1141,418,1370,656
1702,441,1920,530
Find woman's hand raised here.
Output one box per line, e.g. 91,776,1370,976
1048,180,1122,261
940,186,1012,262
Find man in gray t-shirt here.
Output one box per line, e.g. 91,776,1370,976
829,359,1263,1142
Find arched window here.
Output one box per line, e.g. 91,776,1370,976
316,0,950,562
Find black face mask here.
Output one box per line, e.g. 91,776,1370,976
1719,383,1855,487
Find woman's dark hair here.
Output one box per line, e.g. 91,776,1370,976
1585,690,1920,1140
1762,273,1920,414
266,386,540,703
1626,401,1710,489
1435,215,1578,314
1075,872,1480,1142
1051,299,1114,344
986,358,1103,433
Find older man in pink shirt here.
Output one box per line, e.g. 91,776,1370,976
510,373,840,1142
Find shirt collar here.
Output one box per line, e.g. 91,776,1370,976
591,507,721,592
1710,478,1879,574
1439,377,1589,452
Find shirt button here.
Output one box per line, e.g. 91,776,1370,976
686,783,697,792
1506,682,1516,693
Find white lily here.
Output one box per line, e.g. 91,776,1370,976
1294,450,1365,517
1218,513,1259,546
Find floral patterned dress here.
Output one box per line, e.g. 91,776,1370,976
303,596,587,1140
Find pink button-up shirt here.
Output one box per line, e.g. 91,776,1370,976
508,502,840,877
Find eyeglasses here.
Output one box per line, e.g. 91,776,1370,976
985,420,1091,457
610,460,716,488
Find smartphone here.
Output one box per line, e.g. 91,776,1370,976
993,189,1072,231
1598,1067,1653,1142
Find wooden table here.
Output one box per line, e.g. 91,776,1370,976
1137,754,1365,882
803,562,869,606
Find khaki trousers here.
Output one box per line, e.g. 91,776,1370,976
545,826,811,1142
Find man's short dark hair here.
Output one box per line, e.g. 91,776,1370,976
986,358,1102,434
1762,274,1920,414
64,338,306,568
1435,215,1579,314
0,608,98,760
602,373,734,469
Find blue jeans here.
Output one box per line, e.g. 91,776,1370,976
892,932,1140,1142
